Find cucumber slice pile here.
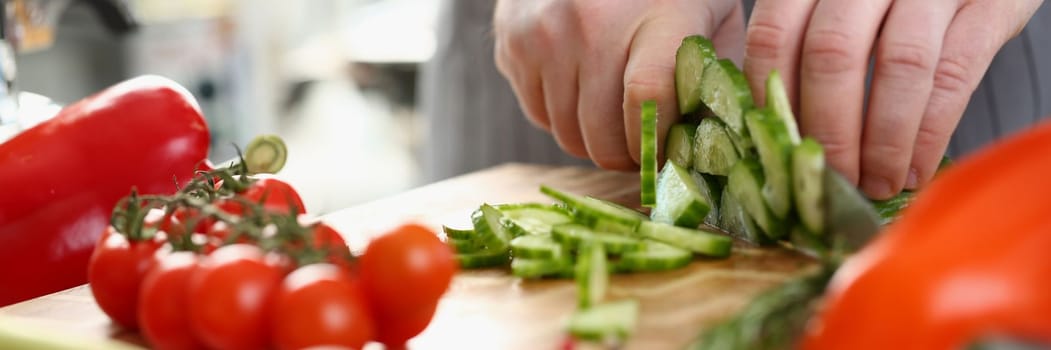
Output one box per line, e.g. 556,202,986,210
665,123,696,168
650,162,711,228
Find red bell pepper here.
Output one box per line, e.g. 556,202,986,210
0,75,210,306
801,118,1051,349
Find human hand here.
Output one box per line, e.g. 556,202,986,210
494,0,745,170
743,0,1044,199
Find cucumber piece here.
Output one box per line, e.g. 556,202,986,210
638,221,732,258
540,186,647,234
500,205,573,237
641,100,658,207
471,204,513,250
792,138,826,234
765,70,802,145
511,256,573,279
746,108,794,219
718,185,767,245
456,250,510,269
243,134,288,174
448,237,484,253
727,128,757,158
567,299,640,341
690,171,723,227
786,225,829,259
871,190,915,225
666,123,697,168
675,35,718,116
614,240,692,272
700,59,754,135
729,159,786,240
442,226,475,240
510,234,564,260
576,242,609,309
692,118,740,176
651,162,711,228
552,224,644,254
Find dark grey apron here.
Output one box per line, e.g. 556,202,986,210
419,0,1051,182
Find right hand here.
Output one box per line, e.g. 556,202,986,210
494,0,745,170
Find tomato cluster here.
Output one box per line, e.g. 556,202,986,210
86,167,458,350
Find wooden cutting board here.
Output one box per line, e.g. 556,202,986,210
0,163,815,350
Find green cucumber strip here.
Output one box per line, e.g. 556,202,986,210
471,204,513,250
456,250,510,269
500,205,573,237
442,226,475,240
448,237,484,254
540,186,647,233
641,100,659,207
871,190,915,225
675,35,718,116
718,185,767,245
614,240,692,272
576,242,609,309
729,159,786,240
792,138,826,234
690,171,723,227
567,299,640,341
765,70,802,145
650,162,711,228
511,256,573,279
510,234,563,260
700,59,754,135
638,221,732,258
692,118,740,176
552,224,645,254
666,123,697,168
746,108,794,219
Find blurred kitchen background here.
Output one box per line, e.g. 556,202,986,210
10,0,440,214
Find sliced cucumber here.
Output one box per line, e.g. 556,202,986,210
471,204,513,250
442,226,475,240
540,186,647,234
500,205,573,237
614,240,692,272
456,250,510,269
792,138,826,234
510,234,563,260
576,242,608,309
727,128,756,159
511,256,573,279
871,190,915,225
718,185,767,245
651,162,711,228
746,108,793,219
787,225,829,259
638,221,732,258
641,100,658,207
552,224,644,254
729,159,786,240
666,123,697,168
700,59,754,135
765,70,802,145
675,35,718,116
448,238,484,253
692,118,740,176
567,299,640,341
243,134,288,174
690,171,723,227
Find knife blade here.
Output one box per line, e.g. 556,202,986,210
821,167,881,253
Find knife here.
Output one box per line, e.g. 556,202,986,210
786,168,882,259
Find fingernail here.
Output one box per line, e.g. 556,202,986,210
904,168,919,190
862,177,893,200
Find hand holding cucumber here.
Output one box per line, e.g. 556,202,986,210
492,0,745,169
743,0,1043,199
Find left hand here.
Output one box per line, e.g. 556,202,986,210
742,0,1045,199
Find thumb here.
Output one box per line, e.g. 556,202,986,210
623,0,740,164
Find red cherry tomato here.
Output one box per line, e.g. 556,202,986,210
219,175,305,217
359,223,457,345
87,227,165,330
138,251,205,350
188,244,284,350
271,264,375,350
373,300,439,347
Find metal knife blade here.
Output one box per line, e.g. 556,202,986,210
822,167,881,252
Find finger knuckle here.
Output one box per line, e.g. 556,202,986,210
802,29,864,75
876,40,937,80
591,152,636,171
932,54,976,97
623,65,673,110
745,20,790,60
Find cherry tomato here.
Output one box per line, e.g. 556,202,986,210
138,251,205,350
188,244,284,350
373,300,438,347
359,223,457,343
87,227,165,330
219,175,305,217
271,264,375,350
